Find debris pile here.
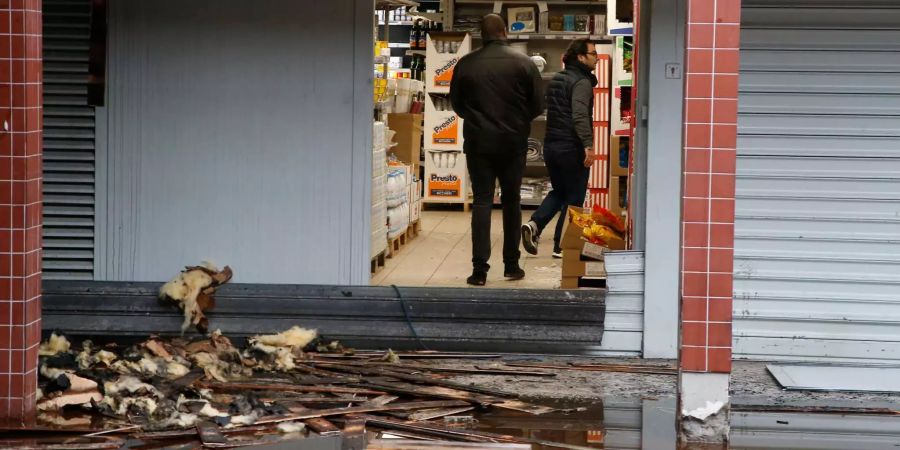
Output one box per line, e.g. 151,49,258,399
24,328,597,448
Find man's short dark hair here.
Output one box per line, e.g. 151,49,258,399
481,14,507,41
563,39,594,65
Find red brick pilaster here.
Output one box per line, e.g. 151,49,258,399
1,0,43,421
680,0,740,373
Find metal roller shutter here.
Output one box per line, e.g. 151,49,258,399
734,0,900,363
42,0,95,280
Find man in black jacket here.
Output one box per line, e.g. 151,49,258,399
450,14,544,286
521,39,599,258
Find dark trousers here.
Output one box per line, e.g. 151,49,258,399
466,151,526,273
530,143,589,253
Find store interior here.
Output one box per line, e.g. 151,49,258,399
371,0,635,289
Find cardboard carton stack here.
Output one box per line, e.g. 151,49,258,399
386,162,412,240
372,122,389,257
387,113,424,174
559,206,626,289
423,32,472,206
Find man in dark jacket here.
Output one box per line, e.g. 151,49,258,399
450,14,544,286
521,39,598,258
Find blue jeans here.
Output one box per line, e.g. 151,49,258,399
530,142,589,253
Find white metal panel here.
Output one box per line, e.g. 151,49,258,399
95,0,372,284
602,251,645,357
735,1,900,363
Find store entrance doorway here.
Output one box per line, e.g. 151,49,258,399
370,0,637,291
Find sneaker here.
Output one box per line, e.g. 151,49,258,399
552,251,562,259
521,221,539,255
504,266,525,280
467,271,487,286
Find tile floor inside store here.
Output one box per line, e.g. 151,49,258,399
372,208,562,289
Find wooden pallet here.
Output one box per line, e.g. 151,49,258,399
407,220,421,238
386,220,422,259
370,250,387,275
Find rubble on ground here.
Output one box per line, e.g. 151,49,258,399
15,328,625,449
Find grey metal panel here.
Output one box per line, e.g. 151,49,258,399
41,281,607,355
734,2,900,363
641,0,684,359
41,0,95,280
97,0,372,284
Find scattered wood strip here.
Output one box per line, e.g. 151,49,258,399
304,419,342,436
359,379,553,415
0,437,126,450
369,440,530,449
264,397,370,405
365,395,400,406
197,381,386,396
354,351,502,360
253,400,473,426
503,362,677,376
363,415,608,450
408,406,476,421
133,424,275,440
315,363,517,398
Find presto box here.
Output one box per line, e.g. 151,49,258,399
425,93,465,151
425,32,472,94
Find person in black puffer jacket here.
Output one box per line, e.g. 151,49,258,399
450,14,544,286
521,39,599,258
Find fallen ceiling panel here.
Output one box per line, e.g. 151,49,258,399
767,364,900,393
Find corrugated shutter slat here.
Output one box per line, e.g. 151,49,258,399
42,0,95,280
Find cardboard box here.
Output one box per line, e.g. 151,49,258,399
606,0,633,36
425,94,464,151
609,175,627,220
387,113,423,170
560,206,627,251
424,150,468,203
560,277,579,290
425,33,472,94
562,253,607,278
610,136,629,177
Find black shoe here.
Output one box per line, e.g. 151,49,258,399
467,271,487,286
504,266,525,280
521,221,538,255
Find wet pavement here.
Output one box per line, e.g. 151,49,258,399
2,397,900,449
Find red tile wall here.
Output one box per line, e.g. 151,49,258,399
680,0,740,373
1,0,43,422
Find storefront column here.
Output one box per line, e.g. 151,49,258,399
678,0,741,443
1,0,43,423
